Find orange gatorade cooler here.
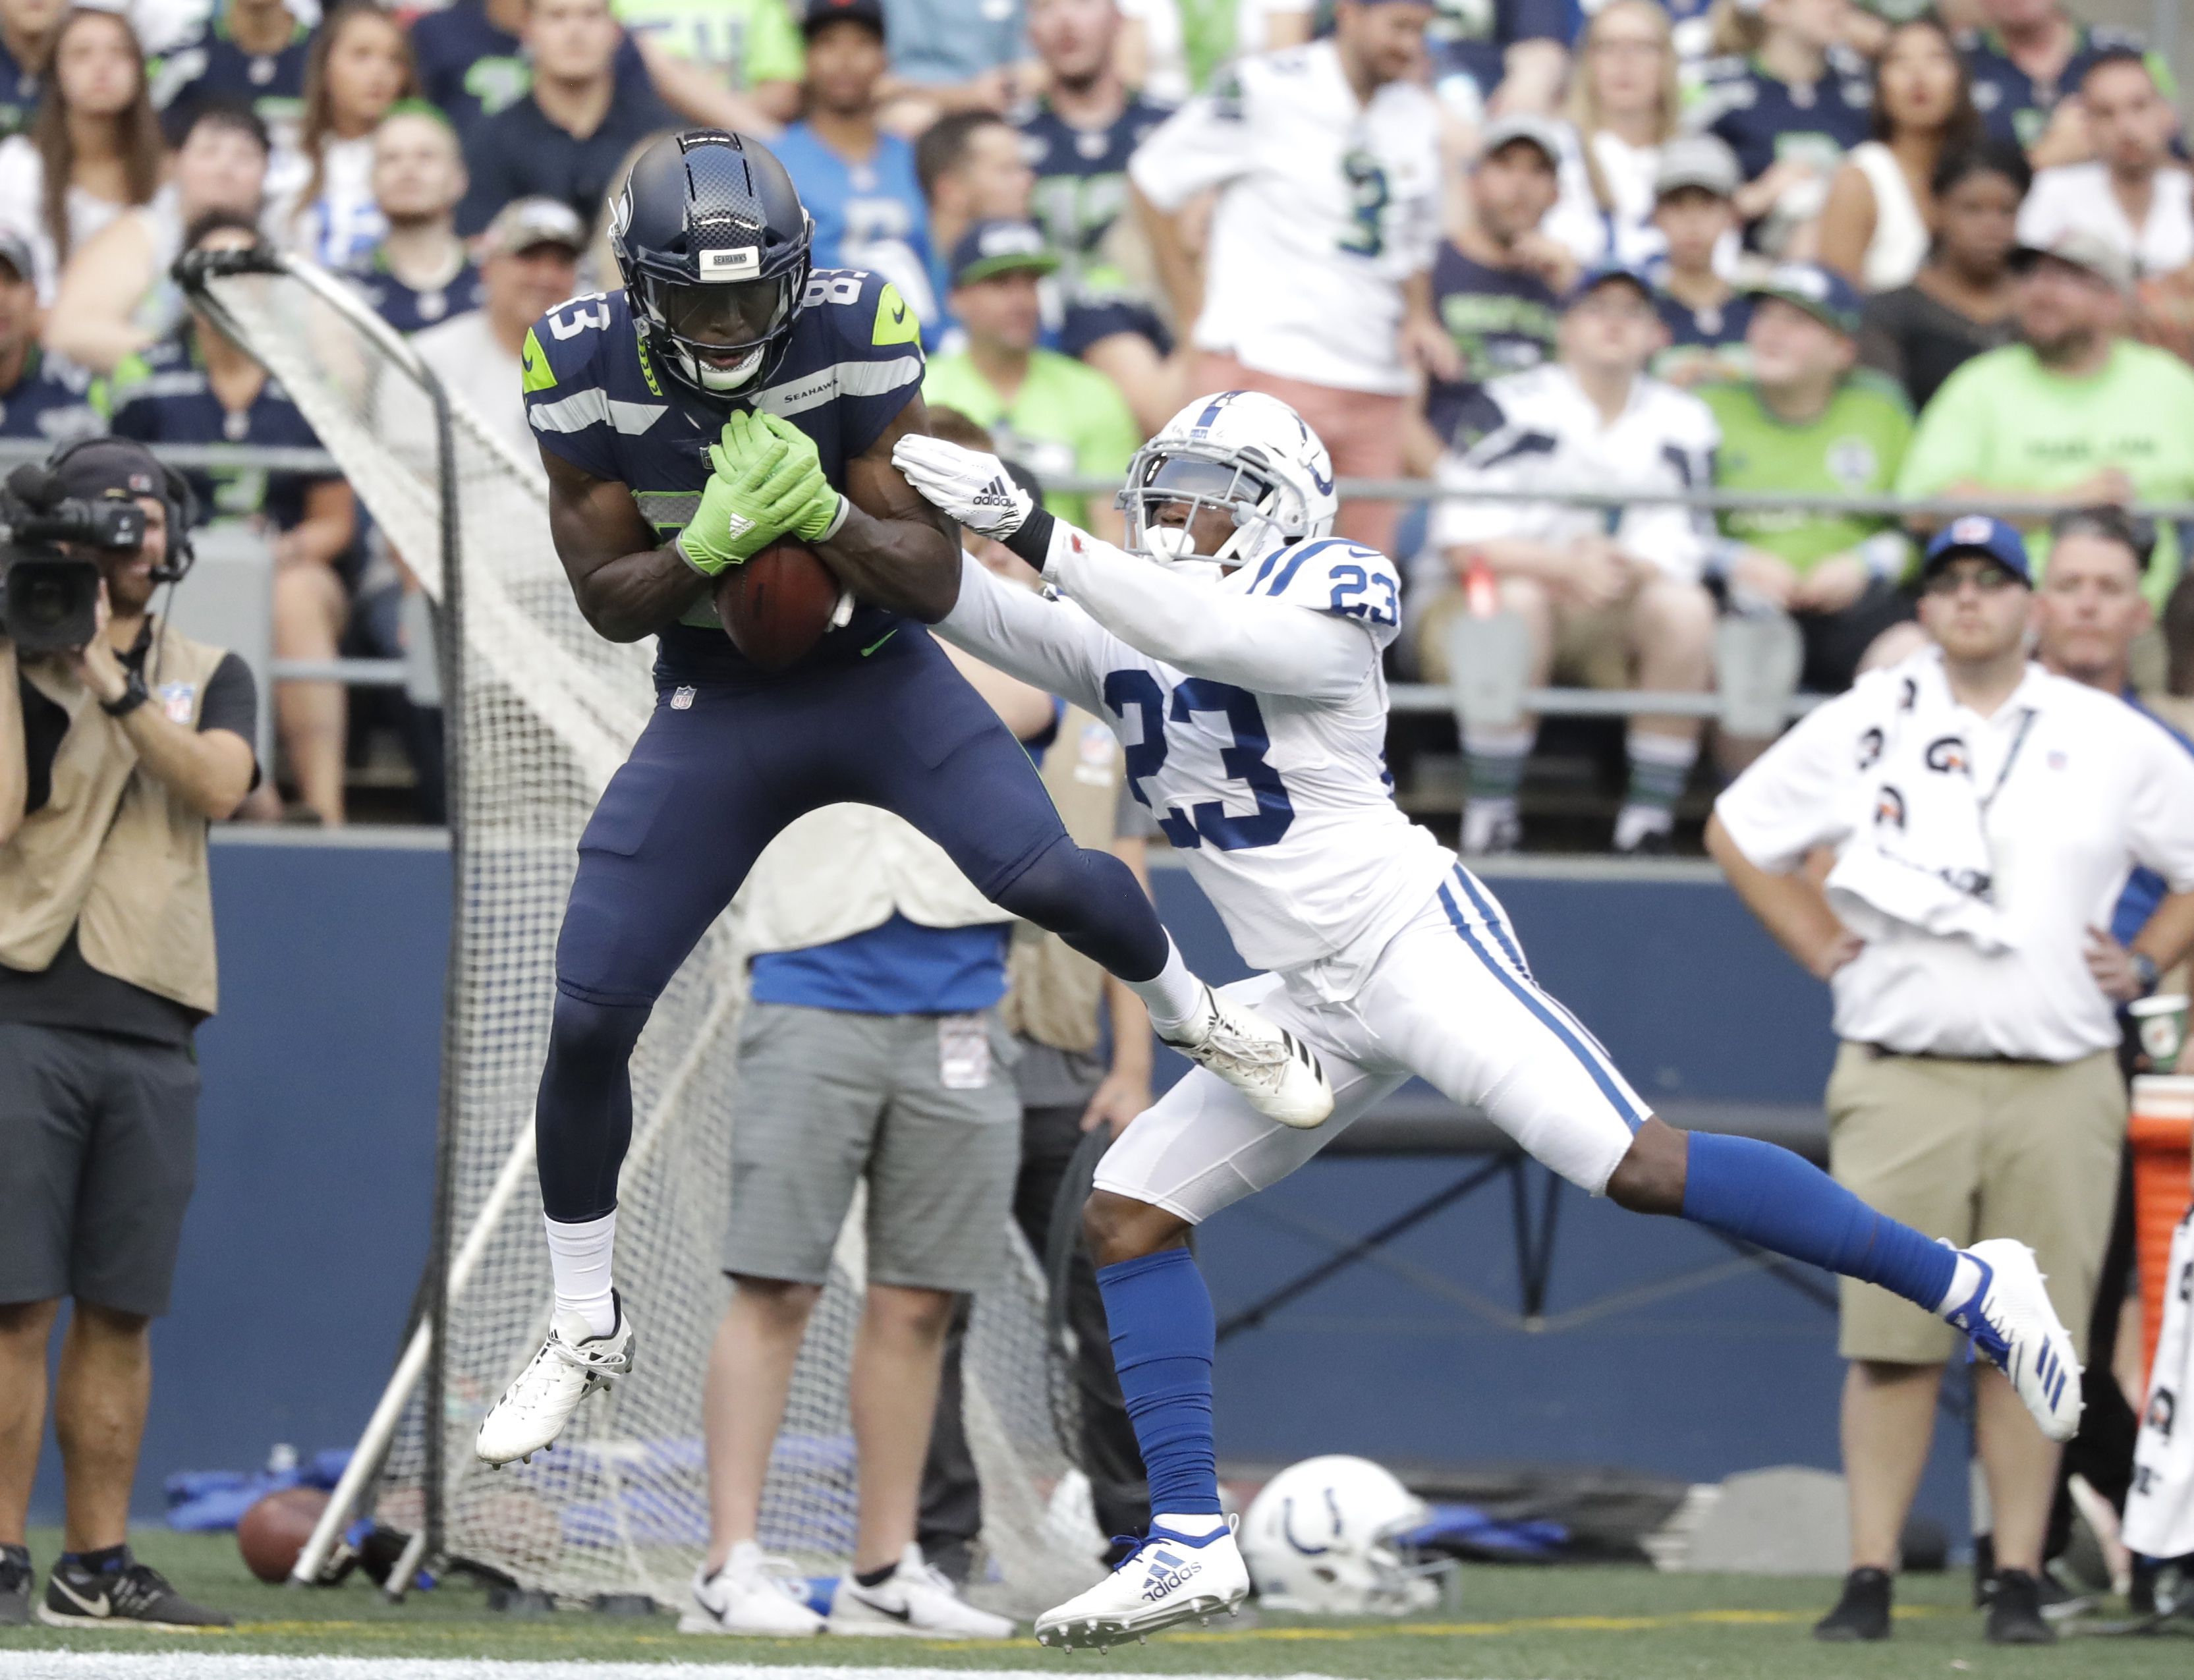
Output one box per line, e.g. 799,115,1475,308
2130,1075,2194,1387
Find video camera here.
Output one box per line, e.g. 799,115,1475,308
0,461,148,652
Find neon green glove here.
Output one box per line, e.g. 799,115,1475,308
749,410,848,544
672,412,812,574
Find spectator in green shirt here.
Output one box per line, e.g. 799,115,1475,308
1700,262,1917,694
922,219,1140,543
1896,229,2194,612
612,0,804,123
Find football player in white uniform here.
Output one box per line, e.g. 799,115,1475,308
891,392,2084,1650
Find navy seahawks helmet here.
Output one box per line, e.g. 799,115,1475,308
609,130,813,399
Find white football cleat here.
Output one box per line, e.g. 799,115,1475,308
1942,1239,2083,1443
1161,988,1333,1129
1034,1521,1249,1650
677,1542,824,1637
827,1544,1015,1638
474,1295,634,1466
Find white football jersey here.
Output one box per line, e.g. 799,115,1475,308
1127,42,1441,396
951,534,1454,990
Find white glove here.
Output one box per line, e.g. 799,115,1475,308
890,434,1034,541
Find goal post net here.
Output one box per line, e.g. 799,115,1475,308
177,248,1107,1615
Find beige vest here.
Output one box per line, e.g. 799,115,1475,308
0,624,228,1015
1002,707,1127,1053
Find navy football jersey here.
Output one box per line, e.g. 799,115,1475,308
150,13,312,142
0,348,102,443
1019,94,1169,308
1694,51,1873,186
1960,24,2155,153
342,245,488,335
520,269,927,685
108,329,339,532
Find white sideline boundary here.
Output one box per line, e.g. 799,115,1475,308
0,1662,1521,1680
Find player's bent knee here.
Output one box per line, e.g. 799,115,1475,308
1604,1117,1688,1216
1083,1189,1190,1269
547,986,650,1067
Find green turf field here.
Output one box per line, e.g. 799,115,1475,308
5,1528,2187,1677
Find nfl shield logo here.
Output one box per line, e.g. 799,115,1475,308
671,686,695,711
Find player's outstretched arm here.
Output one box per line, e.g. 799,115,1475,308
934,549,1113,717
894,433,1376,701
541,447,708,642
811,397,963,623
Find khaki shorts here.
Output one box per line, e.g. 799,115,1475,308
1825,1042,2125,1364
1413,588,1636,689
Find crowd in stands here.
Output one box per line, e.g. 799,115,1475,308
0,0,2189,844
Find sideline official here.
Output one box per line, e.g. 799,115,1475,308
0,437,254,1630
1707,517,2194,1646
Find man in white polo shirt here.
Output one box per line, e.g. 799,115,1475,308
1707,515,2194,1648
1125,0,1453,551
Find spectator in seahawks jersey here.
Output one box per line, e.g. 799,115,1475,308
1421,0,1571,123
151,0,311,152
1699,264,1916,696
1018,0,1175,434
1959,0,2157,169
46,99,269,374
1407,114,1564,473
1694,0,1873,258
771,0,937,332
456,0,671,237
1648,134,1753,389
343,106,482,335
109,213,358,824
0,228,97,441
409,0,667,142
0,0,61,140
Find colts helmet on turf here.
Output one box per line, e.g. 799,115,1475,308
610,129,812,399
1115,389,1339,569
1240,1455,1448,1616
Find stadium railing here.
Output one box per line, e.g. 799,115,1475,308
14,438,2188,715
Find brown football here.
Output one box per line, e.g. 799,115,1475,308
715,538,841,671
237,1485,329,1584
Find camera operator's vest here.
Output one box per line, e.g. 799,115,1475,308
1001,707,1127,1055
0,621,229,1015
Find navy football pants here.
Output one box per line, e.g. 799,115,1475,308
536,628,1168,1222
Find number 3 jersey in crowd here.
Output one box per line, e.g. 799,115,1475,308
520,269,924,684
1125,40,1439,396
943,530,1451,989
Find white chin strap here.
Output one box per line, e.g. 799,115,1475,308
690,345,766,393
1144,524,1201,561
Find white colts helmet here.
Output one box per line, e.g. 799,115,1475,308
1115,389,1339,567
1240,1455,1447,1617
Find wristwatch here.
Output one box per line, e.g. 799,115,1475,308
99,669,149,718
2131,952,2162,998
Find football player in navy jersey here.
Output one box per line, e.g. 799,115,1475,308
474,129,1336,1469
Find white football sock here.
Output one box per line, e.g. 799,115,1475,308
1128,939,1209,1038
1935,1248,1984,1316
1154,1512,1226,1539
545,1210,619,1338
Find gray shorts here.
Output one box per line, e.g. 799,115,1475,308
0,1022,200,1317
725,1003,1021,1291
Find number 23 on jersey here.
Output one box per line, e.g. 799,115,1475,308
1104,671,1294,852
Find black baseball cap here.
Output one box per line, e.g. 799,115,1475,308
802,0,885,40
54,437,167,507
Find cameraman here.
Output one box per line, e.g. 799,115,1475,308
0,437,252,1631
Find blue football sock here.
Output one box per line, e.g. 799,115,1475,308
1681,1131,1955,1310
1098,1246,1221,1517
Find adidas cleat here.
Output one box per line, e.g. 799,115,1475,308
1034,1522,1249,1650
1942,1239,2083,1442
1161,989,1333,1129
476,1295,634,1465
